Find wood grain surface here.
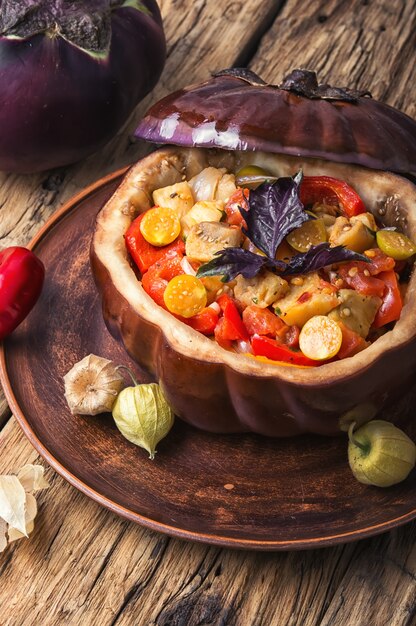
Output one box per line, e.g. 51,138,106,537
0,0,415,624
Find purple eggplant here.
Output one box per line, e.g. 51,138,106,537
0,0,166,172
135,68,416,177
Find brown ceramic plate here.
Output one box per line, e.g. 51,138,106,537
1,169,416,551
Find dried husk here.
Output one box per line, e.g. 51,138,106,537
0,518,8,552
0,465,50,552
17,464,50,492
8,494,37,543
64,354,125,415
112,383,174,459
0,476,27,536
348,420,416,487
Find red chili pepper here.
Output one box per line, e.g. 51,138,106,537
300,176,366,217
216,294,249,341
373,270,402,328
125,212,185,274
251,334,319,367
0,247,45,340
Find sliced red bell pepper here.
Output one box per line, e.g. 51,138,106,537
141,252,184,308
216,294,249,341
300,176,366,217
251,334,319,367
125,212,185,274
373,270,402,328
223,188,249,227
337,322,369,360
214,317,233,349
184,307,219,335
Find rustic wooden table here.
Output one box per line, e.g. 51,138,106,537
0,1,415,624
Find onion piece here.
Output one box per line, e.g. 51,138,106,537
208,302,221,314
180,257,197,276
189,167,225,202
235,339,253,354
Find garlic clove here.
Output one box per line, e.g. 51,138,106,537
63,354,125,415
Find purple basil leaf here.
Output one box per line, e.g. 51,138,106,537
281,243,370,276
242,171,308,258
196,248,285,283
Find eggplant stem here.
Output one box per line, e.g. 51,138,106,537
116,365,139,386
348,421,367,452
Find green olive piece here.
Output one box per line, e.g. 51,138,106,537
348,420,416,487
376,230,416,260
235,165,277,189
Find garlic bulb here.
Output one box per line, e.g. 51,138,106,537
348,420,416,487
112,382,174,459
64,354,125,415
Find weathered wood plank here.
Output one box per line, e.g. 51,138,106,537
0,397,10,428
251,0,416,116
0,419,415,626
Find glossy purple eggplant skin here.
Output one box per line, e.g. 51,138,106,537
135,70,416,176
0,1,166,173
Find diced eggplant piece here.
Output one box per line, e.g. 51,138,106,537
234,271,289,308
185,222,243,263
329,214,375,253
274,272,339,327
153,181,194,218
181,201,224,238
328,289,381,338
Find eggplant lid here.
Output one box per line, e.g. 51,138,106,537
135,68,416,177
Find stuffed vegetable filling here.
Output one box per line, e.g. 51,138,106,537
125,166,415,366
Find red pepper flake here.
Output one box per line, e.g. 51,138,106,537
297,291,312,304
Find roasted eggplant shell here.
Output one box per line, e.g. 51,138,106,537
91,147,416,436
134,71,416,177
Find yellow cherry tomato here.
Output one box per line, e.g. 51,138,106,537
140,207,181,247
376,230,416,260
164,275,207,318
299,315,342,360
286,218,327,253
